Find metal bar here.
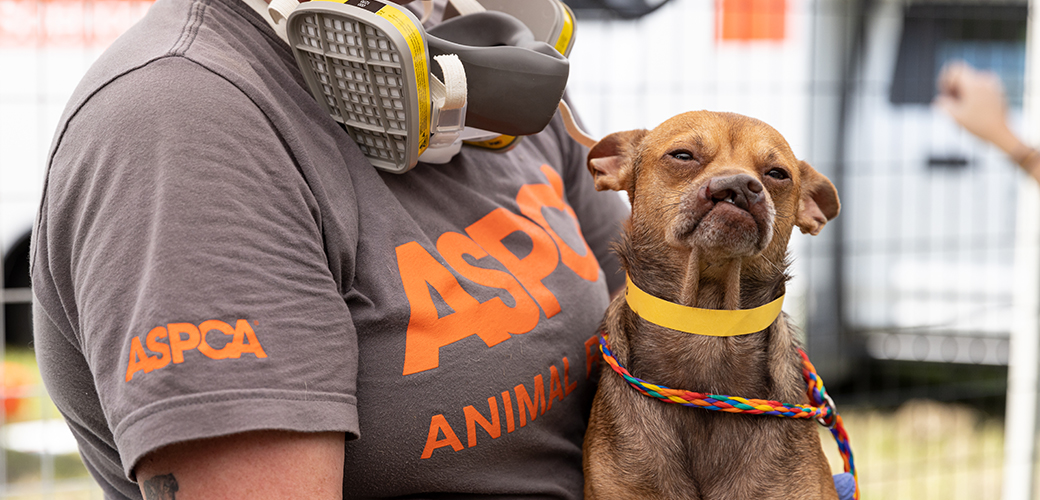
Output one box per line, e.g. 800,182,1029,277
1,288,32,305
1002,2,1040,495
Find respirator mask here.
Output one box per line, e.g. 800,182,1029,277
268,0,597,173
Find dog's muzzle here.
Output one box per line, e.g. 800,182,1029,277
669,171,775,255
705,173,763,211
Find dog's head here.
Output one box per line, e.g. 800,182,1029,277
588,111,839,273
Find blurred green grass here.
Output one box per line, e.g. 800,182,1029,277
821,400,1006,500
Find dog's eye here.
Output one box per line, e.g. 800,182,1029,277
669,151,695,161
766,168,790,180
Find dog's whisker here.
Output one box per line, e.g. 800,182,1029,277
761,258,787,277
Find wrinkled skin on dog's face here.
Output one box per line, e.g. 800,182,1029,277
588,111,839,284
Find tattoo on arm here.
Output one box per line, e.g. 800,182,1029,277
142,473,179,500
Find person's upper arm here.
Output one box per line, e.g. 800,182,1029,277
135,430,344,499
41,56,359,486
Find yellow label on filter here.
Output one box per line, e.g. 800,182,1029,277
553,7,575,56
375,5,431,154
464,135,521,151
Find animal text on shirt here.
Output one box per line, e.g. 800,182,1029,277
420,335,602,460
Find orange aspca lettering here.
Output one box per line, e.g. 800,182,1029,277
146,326,172,370
399,240,518,376
516,165,600,282
125,319,267,382
399,167,605,375
438,231,541,336
467,208,561,317
168,323,201,364
419,355,581,459
126,337,154,382
198,319,267,360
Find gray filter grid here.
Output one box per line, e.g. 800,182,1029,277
288,4,424,172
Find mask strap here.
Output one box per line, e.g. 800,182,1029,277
420,0,434,23
558,100,598,148
448,0,485,15
432,56,466,110
268,0,298,24
419,54,469,163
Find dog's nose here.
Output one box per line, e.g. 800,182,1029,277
706,173,763,211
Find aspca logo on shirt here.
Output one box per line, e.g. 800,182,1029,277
125,319,267,382
397,165,601,376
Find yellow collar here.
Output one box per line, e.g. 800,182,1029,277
624,274,784,336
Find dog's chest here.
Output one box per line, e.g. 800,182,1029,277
597,323,820,498
601,380,820,498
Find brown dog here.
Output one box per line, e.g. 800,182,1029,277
583,111,841,499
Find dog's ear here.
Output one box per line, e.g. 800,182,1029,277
587,129,646,192
795,160,840,236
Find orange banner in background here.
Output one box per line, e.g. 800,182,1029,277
0,0,152,47
718,0,786,42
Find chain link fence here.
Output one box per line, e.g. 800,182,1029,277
2,0,1037,497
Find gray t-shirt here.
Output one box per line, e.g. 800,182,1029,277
30,0,628,497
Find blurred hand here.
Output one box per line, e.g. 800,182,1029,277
933,61,1021,154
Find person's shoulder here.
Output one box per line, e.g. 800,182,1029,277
56,0,277,138
55,56,252,157
46,54,279,200
61,0,200,112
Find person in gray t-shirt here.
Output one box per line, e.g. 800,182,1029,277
31,0,628,498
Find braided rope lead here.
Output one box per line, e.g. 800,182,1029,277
599,334,859,499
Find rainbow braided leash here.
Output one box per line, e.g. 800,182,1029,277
599,334,859,499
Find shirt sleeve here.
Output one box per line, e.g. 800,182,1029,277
38,55,359,479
